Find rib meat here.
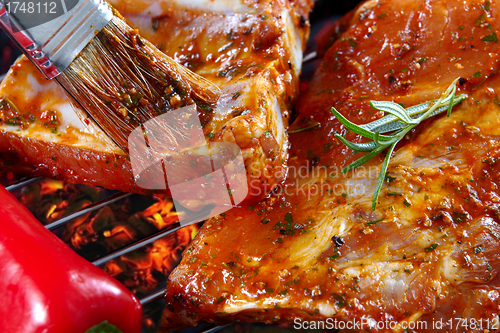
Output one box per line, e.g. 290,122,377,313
0,0,312,202
160,0,500,331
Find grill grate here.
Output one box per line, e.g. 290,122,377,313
5,177,228,333
5,182,165,303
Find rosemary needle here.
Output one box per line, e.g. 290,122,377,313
331,79,468,210
287,119,321,134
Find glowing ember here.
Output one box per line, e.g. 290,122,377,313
13,180,104,224
0,170,17,187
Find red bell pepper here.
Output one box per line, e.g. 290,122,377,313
0,185,143,333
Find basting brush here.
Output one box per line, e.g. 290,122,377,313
0,0,220,151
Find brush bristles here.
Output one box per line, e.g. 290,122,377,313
57,15,220,151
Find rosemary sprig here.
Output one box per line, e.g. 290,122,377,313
332,79,467,210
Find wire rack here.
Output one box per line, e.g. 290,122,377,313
5,176,229,333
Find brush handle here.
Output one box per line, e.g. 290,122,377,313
0,0,112,78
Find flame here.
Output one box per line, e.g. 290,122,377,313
142,198,179,230
40,179,64,196
149,227,195,273
105,261,123,276
103,225,136,242
46,204,57,219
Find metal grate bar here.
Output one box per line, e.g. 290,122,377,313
44,191,133,231
303,51,318,63
199,325,232,333
140,288,166,306
6,176,44,192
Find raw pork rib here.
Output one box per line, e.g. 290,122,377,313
160,0,500,331
0,0,312,202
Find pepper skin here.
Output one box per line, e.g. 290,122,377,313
0,185,143,333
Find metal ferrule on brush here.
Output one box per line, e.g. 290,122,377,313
0,0,113,79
